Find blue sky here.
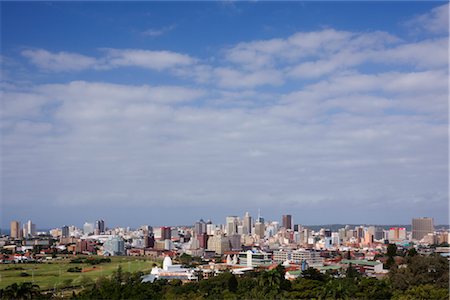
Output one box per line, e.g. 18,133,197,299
1,1,449,229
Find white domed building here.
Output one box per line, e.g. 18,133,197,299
142,255,197,283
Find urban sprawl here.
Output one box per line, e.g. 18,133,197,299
3,214,448,283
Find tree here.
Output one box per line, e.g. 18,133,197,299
407,248,418,257
302,267,325,281
386,243,398,269
1,282,41,300
112,265,123,283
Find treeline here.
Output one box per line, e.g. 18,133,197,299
1,254,448,299
69,257,111,265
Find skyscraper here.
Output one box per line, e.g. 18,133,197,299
226,216,238,235
62,225,70,238
412,217,434,240
25,220,35,237
83,222,94,235
161,226,171,240
282,214,292,230
194,219,207,236
243,212,252,235
10,221,20,239
95,219,105,233
255,221,265,239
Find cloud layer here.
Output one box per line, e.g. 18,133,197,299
2,3,449,227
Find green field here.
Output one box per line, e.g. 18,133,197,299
0,256,159,291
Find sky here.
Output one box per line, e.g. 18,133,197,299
1,1,449,229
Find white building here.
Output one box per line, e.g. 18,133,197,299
142,256,197,282
273,249,323,267
238,250,271,267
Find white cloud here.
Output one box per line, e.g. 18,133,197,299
22,48,196,72
213,67,283,88
5,4,449,225
405,3,449,34
141,25,176,37
21,49,97,72
102,48,195,70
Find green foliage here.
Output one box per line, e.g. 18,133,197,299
0,282,42,300
389,254,449,291
67,267,82,273
2,253,447,300
407,248,417,257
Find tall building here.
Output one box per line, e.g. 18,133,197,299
226,216,239,235
243,212,252,235
388,227,406,242
62,225,70,238
95,220,105,233
10,221,20,239
194,219,207,236
254,221,265,239
282,214,292,230
83,222,94,235
103,236,125,256
207,234,230,255
24,220,35,237
412,217,434,240
161,226,171,240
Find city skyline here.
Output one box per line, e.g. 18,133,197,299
1,2,449,228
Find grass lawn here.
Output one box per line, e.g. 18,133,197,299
0,255,159,291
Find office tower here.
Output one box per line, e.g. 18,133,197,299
388,227,406,242
256,209,264,223
324,229,332,238
24,220,35,237
194,219,207,236
254,221,265,239
197,232,209,249
95,219,105,233
226,216,239,235
243,212,252,235
412,217,434,240
374,227,384,241
103,236,125,256
356,226,364,239
282,215,292,230
83,222,94,235
62,225,70,238
294,224,302,232
229,234,242,250
10,221,20,239
207,234,230,254
161,226,171,240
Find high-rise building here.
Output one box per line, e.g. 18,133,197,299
194,219,207,236
62,225,70,238
388,227,406,242
103,236,125,256
412,217,434,240
282,214,292,230
83,222,94,235
207,234,230,255
24,220,35,237
161,226,171,240
243,212,252,235
226,216,239,235
95,220,105,233
10,221,20,239
254,222,265,239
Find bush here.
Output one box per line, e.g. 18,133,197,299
19,272,30,277
67,267,82,273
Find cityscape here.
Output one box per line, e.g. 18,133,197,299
1,1,449,299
